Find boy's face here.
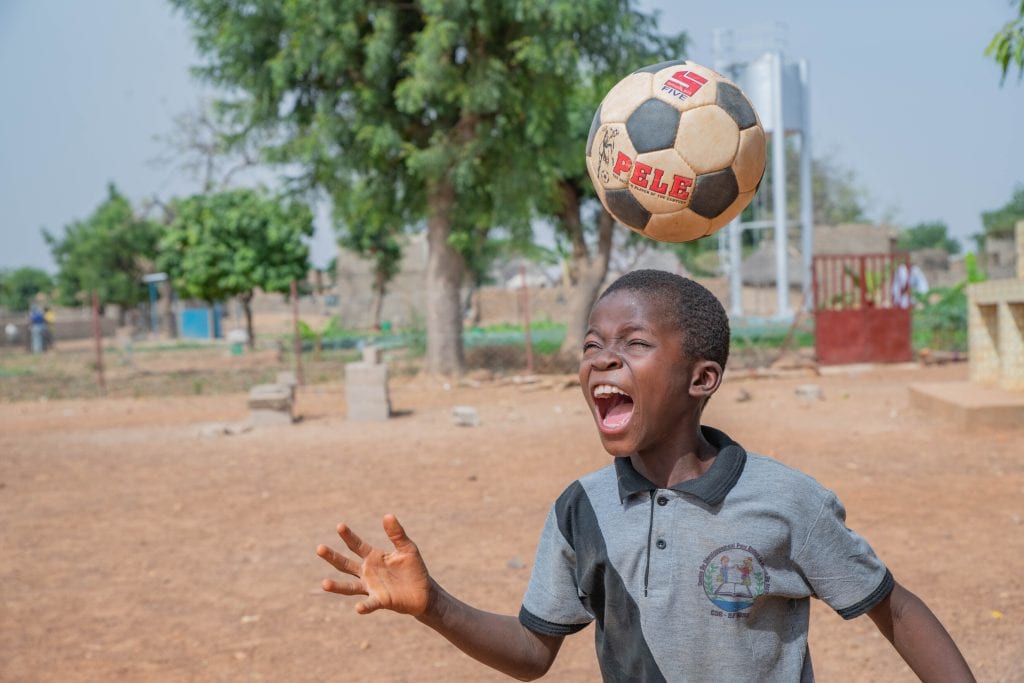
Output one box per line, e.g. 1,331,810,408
579,288,700,458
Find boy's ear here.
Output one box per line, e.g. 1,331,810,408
688,360,723,399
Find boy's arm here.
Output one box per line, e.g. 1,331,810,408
317,514,563,681
866,580,975,683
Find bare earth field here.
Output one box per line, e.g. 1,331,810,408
1,362,1022,682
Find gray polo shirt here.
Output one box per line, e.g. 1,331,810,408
519,426,892,682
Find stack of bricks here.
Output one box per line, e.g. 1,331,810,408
967,220,1024,391
344,345,391,421
248,383,295,426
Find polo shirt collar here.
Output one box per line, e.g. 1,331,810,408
615,426,747,506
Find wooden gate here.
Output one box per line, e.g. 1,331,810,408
812,253,913,365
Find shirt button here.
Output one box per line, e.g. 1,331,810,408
656,539,667,550
657,496,668,506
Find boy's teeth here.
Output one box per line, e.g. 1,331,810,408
594,384,628,398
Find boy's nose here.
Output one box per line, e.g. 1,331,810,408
591,348,622,370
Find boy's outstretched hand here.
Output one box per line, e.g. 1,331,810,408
317,514,432,617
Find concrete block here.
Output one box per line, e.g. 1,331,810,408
362,345,382,364
249,409,294,427
451,406,481,427
909,382,1024,431
345,362,391,421
248,383,294,424
276,371,298,399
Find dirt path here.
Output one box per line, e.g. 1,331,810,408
1,363,1021,681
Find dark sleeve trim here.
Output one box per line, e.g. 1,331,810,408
518,606,589,636
837,569,895,620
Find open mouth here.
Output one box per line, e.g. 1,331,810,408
593,384,634,430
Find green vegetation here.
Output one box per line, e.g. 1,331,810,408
0,267,54,312
158,189,313,348
895,221,960,254
170,0,687,375
910,253,985,352
980,185,1024,239
911,286,968,352
986,0,1024,83
43,183,162,311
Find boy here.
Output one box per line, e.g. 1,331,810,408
317,270,974,681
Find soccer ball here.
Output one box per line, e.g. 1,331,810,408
585,60,767,243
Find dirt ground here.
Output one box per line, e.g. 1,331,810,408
1,361,1022,682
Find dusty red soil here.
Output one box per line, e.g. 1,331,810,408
1,363,1022,682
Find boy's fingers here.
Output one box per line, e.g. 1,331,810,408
382,514,416,554
316,544,361,577
356,596,383,614
336,523,373,558
321,578,366,596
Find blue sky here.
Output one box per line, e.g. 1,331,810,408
1,0,1022,272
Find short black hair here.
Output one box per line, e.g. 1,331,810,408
598,269,730,369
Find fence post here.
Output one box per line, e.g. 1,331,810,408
520,266,534,374
91,291,105,392
291,280,304,386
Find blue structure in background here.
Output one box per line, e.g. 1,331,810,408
179,304,223,339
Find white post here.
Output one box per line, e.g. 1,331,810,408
799,59,813,311
771,51,790,319
729,218,744,317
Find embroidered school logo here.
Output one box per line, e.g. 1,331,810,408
698,544,769,615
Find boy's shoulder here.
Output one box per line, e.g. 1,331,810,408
737,451,837,510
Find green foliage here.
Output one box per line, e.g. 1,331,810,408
158,189,313,303
980,184,1024,238
912,284,968,352
171,0,687,372
986,0,1024,84
964,252,987,282
0,267,54,312
895,221,960,254
43,183,162,307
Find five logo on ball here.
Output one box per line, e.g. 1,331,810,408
586,60,767,243
662,69,709,101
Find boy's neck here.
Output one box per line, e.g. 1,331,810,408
629,425,718,489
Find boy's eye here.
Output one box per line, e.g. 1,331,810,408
628,339,650,348
583,341,600,352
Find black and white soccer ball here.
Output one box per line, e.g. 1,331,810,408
585,60,767,243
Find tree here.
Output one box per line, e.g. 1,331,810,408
152,102,267,193
986,0,1024,84
172,0,670,375
981,184,1024,238
540,18,687,359
43,183,162,315
895,221,961,254
0,267,54,312
157,189,313,348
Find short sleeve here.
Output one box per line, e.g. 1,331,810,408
519,501,593,636
794,492,893,619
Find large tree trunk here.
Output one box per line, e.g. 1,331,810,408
425,180,465,376
559,184,615,358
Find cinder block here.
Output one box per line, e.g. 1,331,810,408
345,362,391,421
249,408,295,426
276,371,298,399
248,384,293,412
247,383,294,424
362,345,382,364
